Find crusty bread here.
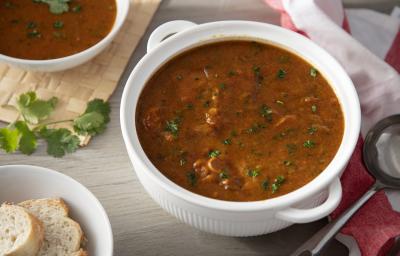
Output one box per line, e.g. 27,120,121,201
19,198,86,256
70,249,89,256
0,204,44,256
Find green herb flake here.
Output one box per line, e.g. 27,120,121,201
186,170,197,186
311,105,317,113
247,123,266,134
53,20,64,29
303,140,316,148
223,138,232,145
26,21,37,29
27,29,41,38
71,4,81,13
308,126,318,135
185,103,194,110
247,167,261,177
277,69,286,79
310,67,318,78
219,170,229,180
253,66,264,85
203,100,210,108
165,118,180,138
261,179,269,190
260,104,273,122
208,149,221,158
271,175,285,193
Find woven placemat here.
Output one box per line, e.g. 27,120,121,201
0,0,161,145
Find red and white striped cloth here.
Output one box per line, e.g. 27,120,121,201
265,1,400,256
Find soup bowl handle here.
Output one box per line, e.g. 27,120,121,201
275,177,342,223
147,20,197,53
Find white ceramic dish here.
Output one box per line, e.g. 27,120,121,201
0,165,113,255
120,20,361,236
0,0,129,72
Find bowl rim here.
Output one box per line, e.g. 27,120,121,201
0,164,114,254
0,0,129,64
121,20,361,212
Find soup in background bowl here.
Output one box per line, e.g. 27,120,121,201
0,0,129,72
120,20,361,236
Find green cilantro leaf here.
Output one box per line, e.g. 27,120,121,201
39,127,79,158
14,121,37,155
73,112,105,136
208,149,221,158
33,0,70,14
0,127,20,153
17,91,58,124
73,99,110,136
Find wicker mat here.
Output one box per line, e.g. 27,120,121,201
0,0,161,145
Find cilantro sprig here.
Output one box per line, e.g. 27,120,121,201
0,91,110,157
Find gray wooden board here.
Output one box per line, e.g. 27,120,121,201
1,0,399,255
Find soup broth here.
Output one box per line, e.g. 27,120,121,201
0,0,116,59
137,40,344,202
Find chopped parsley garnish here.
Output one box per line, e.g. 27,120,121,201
27,30,41,38
247,123,266,134
308,126,318,135
272,175,285,193
247,167,261,177
223,138,232,145
261,179,269,190
53,20,64,29
310,67,318,78
311,105,317,113
26,21,37,29
186,170,197,186
218,83,226,89
219,170,229,180
303,140,316,148
277,69,286,79
165,118,180,138
71,4,81,13
260,104,273,122
253,66,264,85
208,149,221,158
185,103,194,110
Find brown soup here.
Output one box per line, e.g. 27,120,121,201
136,40,344,202
0,0,116,60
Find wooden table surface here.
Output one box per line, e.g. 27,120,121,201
1,0,399,255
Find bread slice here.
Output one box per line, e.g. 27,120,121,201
0,204,44,256
19,198,86,256
71,249,89,256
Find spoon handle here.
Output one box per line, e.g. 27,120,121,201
290,182,382,256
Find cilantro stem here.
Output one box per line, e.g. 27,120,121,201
39,119,74,126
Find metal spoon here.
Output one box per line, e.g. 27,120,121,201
291,114,400,256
